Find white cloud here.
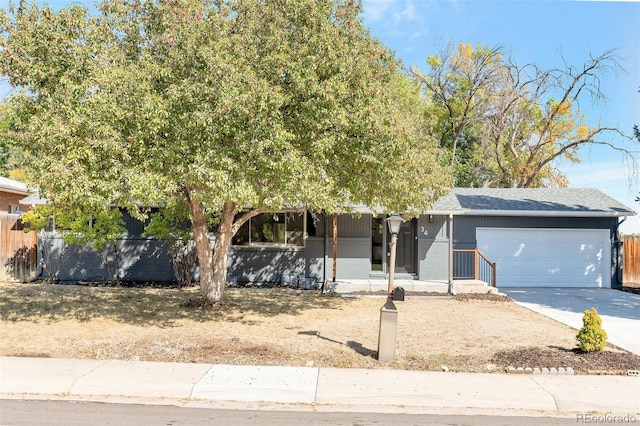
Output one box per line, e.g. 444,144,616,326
393,0,415,23
362,0,397,21
363,0,420,24
409,31,426,41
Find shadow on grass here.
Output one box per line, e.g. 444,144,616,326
347,341,377,359
0,283,351,328
297,330,377,359
298,330,343,345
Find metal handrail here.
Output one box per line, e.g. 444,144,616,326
453,248,496,287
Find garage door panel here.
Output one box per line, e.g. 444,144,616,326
477,228,610,288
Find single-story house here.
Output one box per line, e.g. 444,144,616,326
0,176,30,214
23,188,635,289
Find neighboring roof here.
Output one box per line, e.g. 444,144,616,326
427,188,637,217
0,176,29,195
19,191,48,207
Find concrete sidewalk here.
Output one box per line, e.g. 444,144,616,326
1,357,638,417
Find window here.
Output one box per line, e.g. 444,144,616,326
8,205,19,214
306,211,319,237
233,212,306,247
371,216,384,271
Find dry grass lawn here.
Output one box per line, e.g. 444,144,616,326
1,282,638,374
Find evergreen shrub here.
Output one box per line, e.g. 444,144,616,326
576,307,608,352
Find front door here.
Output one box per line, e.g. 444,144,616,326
388,219,415,274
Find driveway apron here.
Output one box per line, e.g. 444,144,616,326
502,288,640,356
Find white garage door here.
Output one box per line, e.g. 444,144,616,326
476,228,611,288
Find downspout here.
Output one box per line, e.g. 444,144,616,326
323,213,328,287
332,213,338,284
614,216,627,288
448,213,456,295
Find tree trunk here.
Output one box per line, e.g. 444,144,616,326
209,201,238,302
188,195,218,302
188,195,258,303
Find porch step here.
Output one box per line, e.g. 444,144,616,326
453,279,498,295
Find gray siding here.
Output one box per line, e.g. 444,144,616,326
323,237,371,280
41,236,174,282
228,237,325,284
418,239,449,280
118,239,175,281
305,237,326,279
228,248,307,284
416,215,449,281
330,214,371,238
417,214,448,240
40,230,331,284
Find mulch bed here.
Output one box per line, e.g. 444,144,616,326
492,346,640,375
453,293,511,302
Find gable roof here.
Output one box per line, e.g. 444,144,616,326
427,188,636,217
0,176,29,195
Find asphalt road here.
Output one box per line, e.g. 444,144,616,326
0,399,582,426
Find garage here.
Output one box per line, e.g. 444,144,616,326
428,188,634,289
476,228,611,288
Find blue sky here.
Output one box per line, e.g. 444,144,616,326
1,0,639,230
361,0,640,232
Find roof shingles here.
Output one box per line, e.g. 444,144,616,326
430,188,636,216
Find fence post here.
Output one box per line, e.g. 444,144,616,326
474,248,479,280
492,262,497,287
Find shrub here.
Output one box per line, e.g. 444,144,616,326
576,307,608,352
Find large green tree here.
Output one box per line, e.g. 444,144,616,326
1,0,450,302
0,104,23,178
413,42,634,188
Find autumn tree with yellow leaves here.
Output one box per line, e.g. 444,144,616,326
413,43,634,188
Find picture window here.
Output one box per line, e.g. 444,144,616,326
233,212,306,247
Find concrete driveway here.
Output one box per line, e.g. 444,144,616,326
502,288,640,356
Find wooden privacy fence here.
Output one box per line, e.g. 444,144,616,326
623,234,640,285
0,213,37,282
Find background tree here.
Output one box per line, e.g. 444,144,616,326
1,0,451,302
411,42,503,186
481,49,631,188
0,104,24,179
413,43,634,188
